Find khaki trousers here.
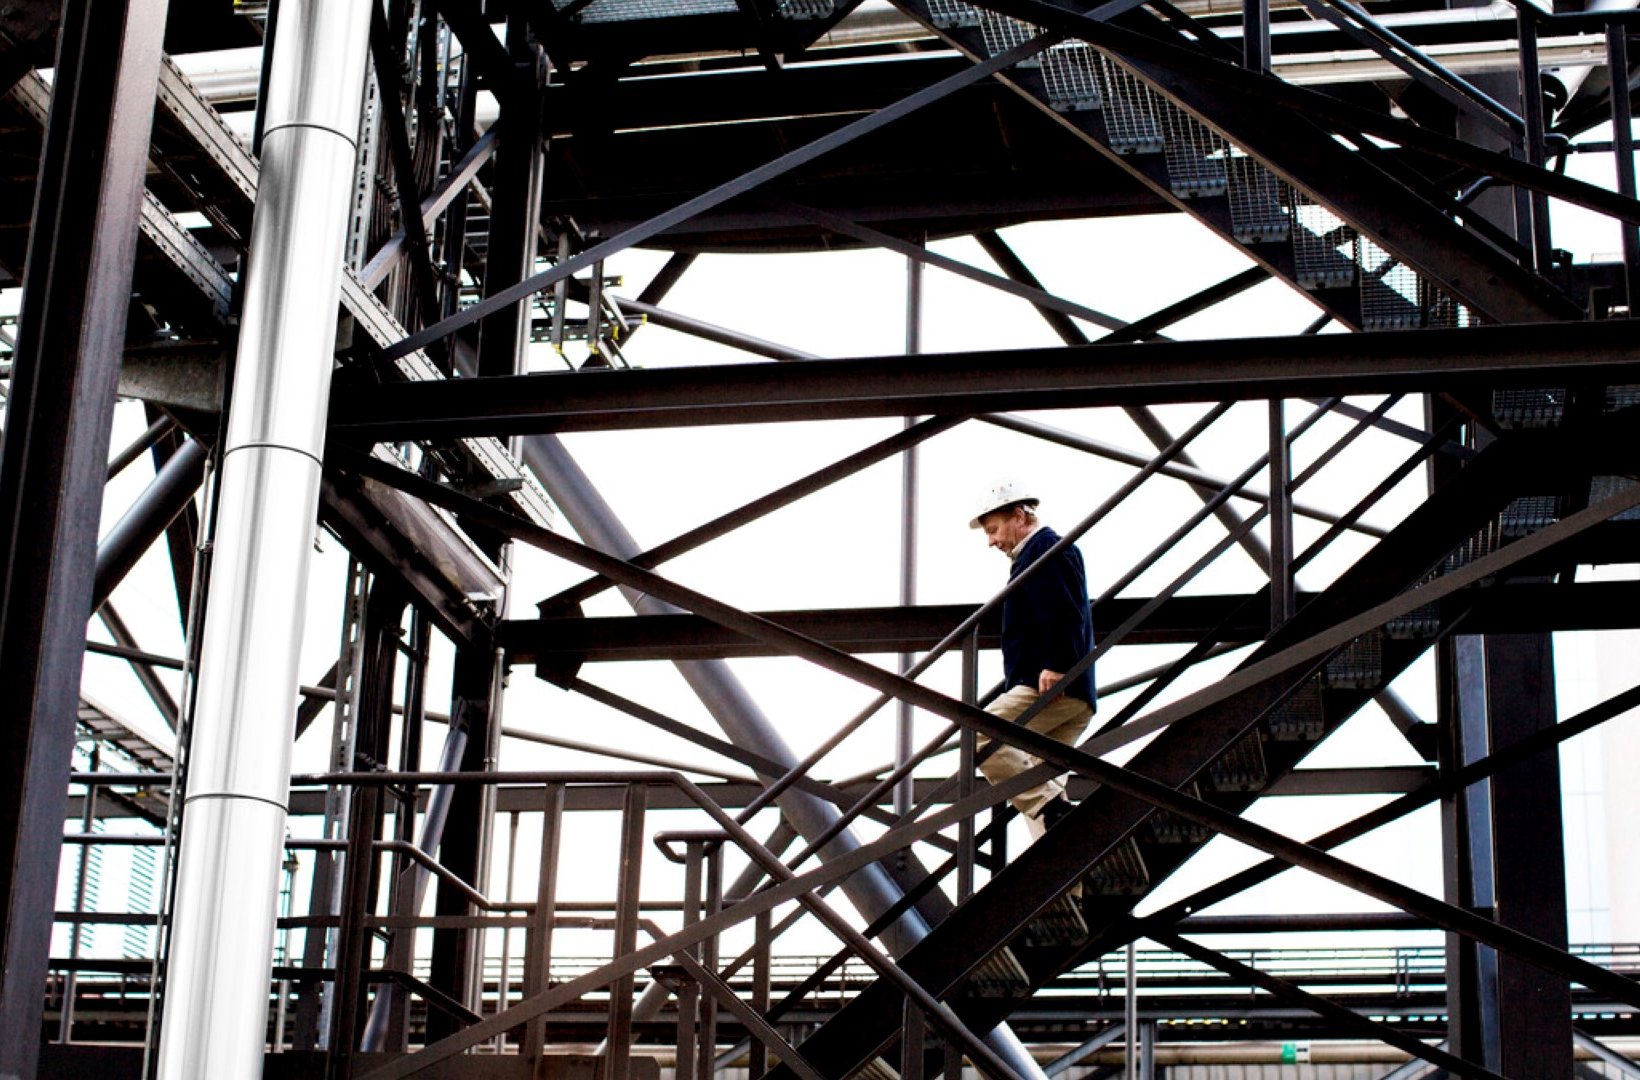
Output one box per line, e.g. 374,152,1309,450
978,684,1094,841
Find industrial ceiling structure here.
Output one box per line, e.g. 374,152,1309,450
1,0,1639,1076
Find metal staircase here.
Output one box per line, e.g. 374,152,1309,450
902,0,1582,329
763,420,1631,1080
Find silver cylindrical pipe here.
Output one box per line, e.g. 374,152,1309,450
155,2,372,1076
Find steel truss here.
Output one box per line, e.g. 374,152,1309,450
3,0,1640,1077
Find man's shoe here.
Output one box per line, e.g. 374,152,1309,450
1038,795,1075,830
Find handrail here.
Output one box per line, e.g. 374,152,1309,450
1099,412,1460,733
725,402,1234,868
744,391,1429,990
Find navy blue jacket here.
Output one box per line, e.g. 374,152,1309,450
1002,526,1096,708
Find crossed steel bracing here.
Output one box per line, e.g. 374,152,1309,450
3,0,1640,1077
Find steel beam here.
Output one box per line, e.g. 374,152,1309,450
957,0,1640,230
476,15,545,379
367,1,443,336
331,319,1640,439
1153,931,1504,1079
971,230,1274,568
376,33,1055,364
1611,24,1640,313
1485,632,1573,1076
90,437,206,611
501,581,1640,663
426,645,502,1041
0,1,167,1071
514,435,943,958
338,441,1640,1024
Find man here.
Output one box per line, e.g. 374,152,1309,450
970,481,1095,840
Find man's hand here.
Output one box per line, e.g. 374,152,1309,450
1038,669,1062,694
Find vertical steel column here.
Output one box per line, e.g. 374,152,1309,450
1610,24,1639,313
1518,10,1555,272
1485,632,1571,1076
1439,634,1502,1072
438,56,480,338
294,561,375,1050
154,1,372,1073
459,22,538,1028
901,1000,927,1080
1268,400,1294,628
750,908,773,1077
477,15,546,377
1244,0,1270,72
369,606,431,1048
0,1,166,1072
896,252,924,819
427,647,501,1040
327,583,406,1072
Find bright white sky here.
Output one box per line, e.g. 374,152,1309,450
69,119,1639,967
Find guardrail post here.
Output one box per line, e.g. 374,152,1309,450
675,841,705,1080
750,907,772,1076
698,845,723,1080
605,784,648,1080
523,782,565,1064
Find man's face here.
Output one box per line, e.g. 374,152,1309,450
979,506,1032,557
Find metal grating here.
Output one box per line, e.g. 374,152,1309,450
569,0,738,21
1443,518,1503,575
1206,733,1266,792
1159,99,1228,198
970,946,1032,997
1097,54,1164,154
1022,892,1089,947
1421,278,1468,329
1358,236,1421,330
1590,476,1640,521
1039,41,1102,112
849,1059,899,1080
1605,384,1640,412
1385,572,1441,640
1148,783,1215,844
1266,677,1325,742
925,0,981,28
1499,494,1559,538
979,10,1043,66
1085,837,1151,895
1324,632,1383,690
1492,387,1566,429
1290,191,1357,289
775,0,833,17
1227,156,1291,244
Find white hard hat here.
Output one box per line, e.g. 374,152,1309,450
968,480,1038,529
